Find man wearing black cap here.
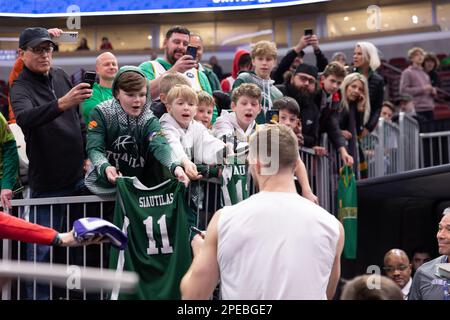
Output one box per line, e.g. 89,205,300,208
277,63,321,148
10,27,92,299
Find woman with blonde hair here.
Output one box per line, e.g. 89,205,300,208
339,73,371,178
352,42,384,137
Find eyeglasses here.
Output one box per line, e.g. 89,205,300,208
296,75,316,85
27,46,54,54
383,264,409,272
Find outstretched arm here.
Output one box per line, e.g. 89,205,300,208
180,210,222,299
294,158,318,204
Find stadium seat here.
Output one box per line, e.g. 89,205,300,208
433,103,450,120
438,71,450,94
437,53,447,62
388,57,409,70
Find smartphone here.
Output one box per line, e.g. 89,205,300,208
83,71,97,89
190,226,204,237
52,31,79,43
186,45,198,60
266,110,279,124
304,29,313,37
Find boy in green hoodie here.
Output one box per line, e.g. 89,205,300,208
86,66,189,192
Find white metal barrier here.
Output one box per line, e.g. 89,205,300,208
399,112,420,171
358,112,420,178
1,195,114,300
2,147,340,300
419,130,450,168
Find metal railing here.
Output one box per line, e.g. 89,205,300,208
1,112,427,300
1,149,338,300
419,130,450,168
358,113,420,178
399,112,420,171
1,195,114,300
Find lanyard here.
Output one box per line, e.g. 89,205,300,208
443,256,449,300
444,280,449,300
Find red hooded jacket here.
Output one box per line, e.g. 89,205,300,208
221,49,250,93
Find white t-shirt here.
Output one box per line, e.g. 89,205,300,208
217,191,340,300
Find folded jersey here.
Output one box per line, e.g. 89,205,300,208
73,217,127,250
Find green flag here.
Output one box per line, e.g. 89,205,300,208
337,166,358,259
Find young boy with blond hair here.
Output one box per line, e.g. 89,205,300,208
273,97,318,204
160,84,228,181
195,91,215,129
232,40,283,124
150,72,191,118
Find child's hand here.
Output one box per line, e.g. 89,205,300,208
105,166,122,184
341,130,352,140
174,166,190,187
181,159,202,180
313,146,328,157
294,120,304,146
295,130,304,146
302,189,318,204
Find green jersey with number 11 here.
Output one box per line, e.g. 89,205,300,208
109,177,192,300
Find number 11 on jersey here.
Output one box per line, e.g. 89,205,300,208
143,214,173,255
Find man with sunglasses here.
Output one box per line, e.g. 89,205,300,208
383,249,413,300
10,27,92,300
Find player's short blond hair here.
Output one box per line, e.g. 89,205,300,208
249,124,298,172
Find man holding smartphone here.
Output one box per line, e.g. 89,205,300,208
81,52,118,124
272,29,328,85
139,26,213,103
10,27,92,300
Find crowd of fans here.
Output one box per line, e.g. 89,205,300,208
1,24,448,300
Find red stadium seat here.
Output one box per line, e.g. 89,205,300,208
389,57,409,70
436,53,447,62
434,103,450,120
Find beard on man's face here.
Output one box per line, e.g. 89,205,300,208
289,82,312,99
167,48,185,64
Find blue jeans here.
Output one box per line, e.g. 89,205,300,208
26,179,85,300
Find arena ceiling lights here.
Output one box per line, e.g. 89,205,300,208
0,0,329,17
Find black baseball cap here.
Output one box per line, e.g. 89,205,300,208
294,63,318,79
19,27,55,49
